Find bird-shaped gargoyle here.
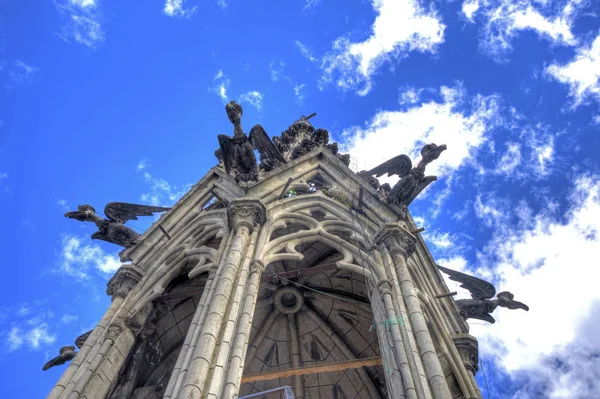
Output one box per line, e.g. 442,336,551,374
437,264,529,324
42,346,77,371
65,202,170,249
359,143,447,208
217,101,286,182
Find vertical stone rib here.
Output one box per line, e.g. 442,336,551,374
287,313,305,399
47,297,124,399
167,231,235,398
378,248,429,399
163,267,218,399
206,228,259,397
178,225,250,399
378,280,418,399
394,251,451,399
221,257,266,398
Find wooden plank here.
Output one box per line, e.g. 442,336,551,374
241,356,383,383
277,178,294,200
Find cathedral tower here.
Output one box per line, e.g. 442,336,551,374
48,102,484,399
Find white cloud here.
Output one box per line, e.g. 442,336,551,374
60,314,78,324
546,33,600,108
163,0,197,18
58,235,122,279
7,327,24,351
467,175,600,397
136,159,149,171
54,0,104,49
319,0,445,95
57,199,69,210
0,172,11,195
294,84,306,104
465,0,586,60
296,40,317,63
211,69,230,102
239,91,264,111
303,0,320,11
496,142,522,175
6,60,38,88
269,61,287,82
340,84,501,186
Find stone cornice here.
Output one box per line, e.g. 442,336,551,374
227,199,267,233
374,224,417,258
106,264,144,301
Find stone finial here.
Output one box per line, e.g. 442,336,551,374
452,334,479,374
227,199,267,233
374,224,417,258
106,264,144,301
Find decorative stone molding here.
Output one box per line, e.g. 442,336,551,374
208,266,219,279
374,224,417,258
273,286,304,314
452,334,479,374
107,323,124,341
106,264,144,301
249,259,266,275
377,279,393,296
227,199,267,233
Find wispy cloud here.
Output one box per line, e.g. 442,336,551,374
268,61,305,104
463,0,586,61
136,159,149,171
546,32,600,109
294,84,306,105
0,172,11,195
54,0,104,49
296,41,318,63
57,235,122,280
210,69,230,102
57,199,70,211
163,0,197,17
2,302,57,352
138,161,192,207
6,60,38,89
239,91,264,111
317,0,445,95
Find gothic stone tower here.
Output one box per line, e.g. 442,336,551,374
48,105,483,399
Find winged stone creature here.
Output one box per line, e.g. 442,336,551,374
42,346,77,371
359,143,447,208
217,101,286,182
65,202,170,249
437,264,529,324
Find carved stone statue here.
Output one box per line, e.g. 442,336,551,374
271,113,351,166
437,264,529,323
43,346,77,371
217,101,286,182
65,203,170,249
359,143,447,208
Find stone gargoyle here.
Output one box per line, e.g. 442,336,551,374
437,264,529,324
43,346,77,371
65,202,170,249
359,143,447,208
217,100,286,182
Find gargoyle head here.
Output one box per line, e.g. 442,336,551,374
421,143,447,163
225,101,243,124
497,291,529,311
64,205,97,222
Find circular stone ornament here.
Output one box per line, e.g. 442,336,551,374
273,286,304,314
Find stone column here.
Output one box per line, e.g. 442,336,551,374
453,334,483,399
376,224,452,399
376,279,418,399
47,265,143,399
178,199,266,399
163,266,219,399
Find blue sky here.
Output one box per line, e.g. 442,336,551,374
2,0,600,397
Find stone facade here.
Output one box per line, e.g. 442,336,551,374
47,147,483,399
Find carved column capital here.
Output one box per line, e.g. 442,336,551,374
227,199,267,233
452,333,479,374
250,259,266,275
106,322,125,341
374,224,417,258
106,264,144,301
377,279,393,296
208,266,219,280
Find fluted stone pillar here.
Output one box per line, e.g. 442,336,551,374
47,264,144,399
178,199,266,399
453,334,483,399
376,224,452,399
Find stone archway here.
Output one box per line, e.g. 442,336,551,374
239,239,389,399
